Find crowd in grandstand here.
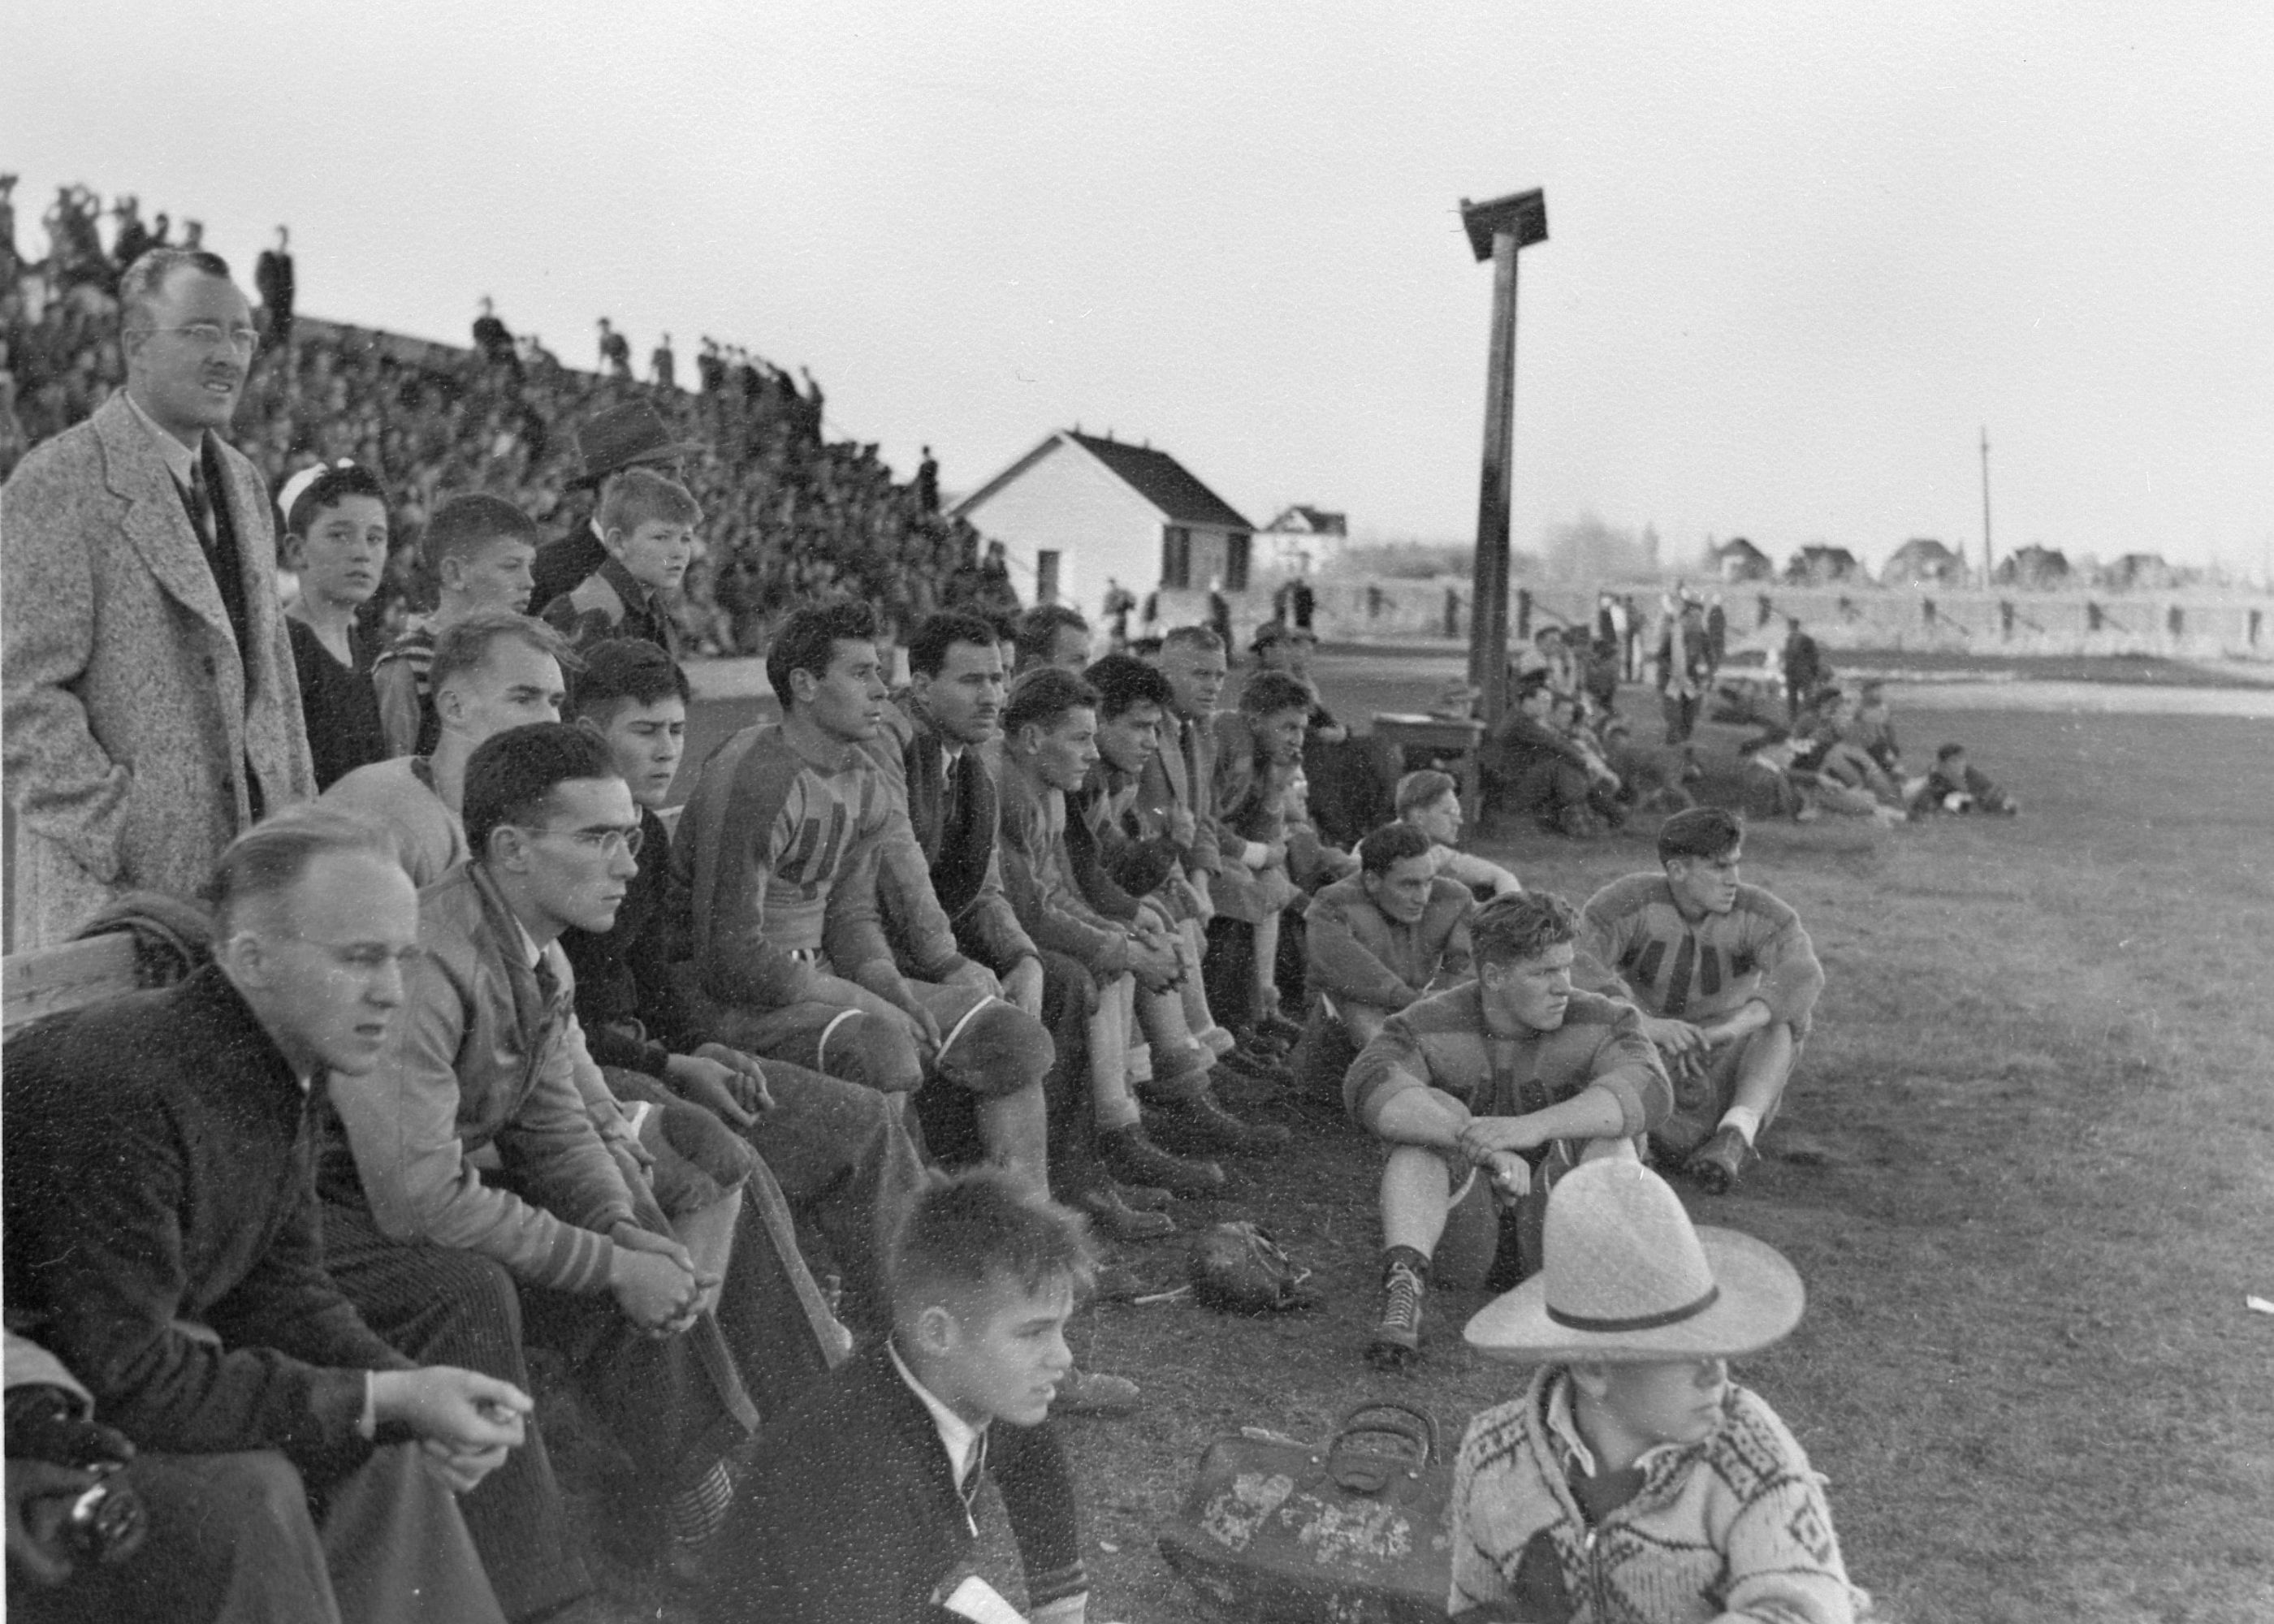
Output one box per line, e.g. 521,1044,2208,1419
1,205,1898,1624
1,183,1000,655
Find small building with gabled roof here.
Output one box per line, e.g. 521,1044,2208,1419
1712,537,1774,583
951,429,1256,618
1261,504,1350,573
1883,537,1968,587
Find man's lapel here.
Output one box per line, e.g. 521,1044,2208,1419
93,397,236,642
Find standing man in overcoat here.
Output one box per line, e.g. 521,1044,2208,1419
2,247,313,947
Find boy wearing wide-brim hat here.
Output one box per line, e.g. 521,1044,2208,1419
1450,1157,1867,1623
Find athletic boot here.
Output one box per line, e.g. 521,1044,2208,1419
1144,1086,1291,1157
1099,1124,1226,1193
1071,1179,1177,1243
1367,1254,1429,1371
1256,1008,1307,1048
1685,1125,1758,1194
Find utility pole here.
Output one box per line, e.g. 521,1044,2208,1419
1459,188,1547,731
1979,425,1993,585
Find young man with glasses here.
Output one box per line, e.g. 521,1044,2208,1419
3,246,313,947
321,725,833,1605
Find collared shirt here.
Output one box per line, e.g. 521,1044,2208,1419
1541,1369,1683,1482
887,1337,987,1501
123,390,201,485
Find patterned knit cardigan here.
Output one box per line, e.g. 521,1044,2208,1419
1450,1366,1868,1624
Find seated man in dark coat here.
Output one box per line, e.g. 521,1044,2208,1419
2,808,529,1622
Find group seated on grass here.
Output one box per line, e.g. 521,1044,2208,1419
7,556,1878,1619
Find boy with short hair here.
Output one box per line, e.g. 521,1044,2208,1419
1206,668,1319,1043
1394,769,1522,897
698,1169,1096,1624
371,493,539,757
1452,1158,1866,1623
541,465,698,658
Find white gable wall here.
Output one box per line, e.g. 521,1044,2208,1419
958,438,1167,620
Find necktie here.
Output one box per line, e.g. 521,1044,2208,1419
941,751,966,844
531,951,561,1013
184,461,217,551
956,1430,988,1536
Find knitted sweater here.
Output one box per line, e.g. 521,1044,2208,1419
1345,982,1670,1142
1304,870,1475,1013
1576,875,1823,1038
1450,1367,1865,1623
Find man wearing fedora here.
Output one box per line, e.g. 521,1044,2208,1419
1344,891,1671,1371
1451,1157,1866,1623
530,400,707,611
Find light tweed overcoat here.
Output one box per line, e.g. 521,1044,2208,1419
2,394,313,947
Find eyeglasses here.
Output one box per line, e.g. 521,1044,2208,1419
524,823,645,857
153,321,262,354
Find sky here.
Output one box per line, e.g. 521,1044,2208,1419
7,1,2271,577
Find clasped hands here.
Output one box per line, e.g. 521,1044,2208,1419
1456,1116,1542,1198
607,1221,714,1338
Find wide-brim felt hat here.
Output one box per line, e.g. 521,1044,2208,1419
571,400,708,487
1465,1158,1804,1363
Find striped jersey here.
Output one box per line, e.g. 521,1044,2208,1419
1576,874,1823,1035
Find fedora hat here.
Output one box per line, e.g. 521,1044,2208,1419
1465,1159,1804,1363
570,400,707,488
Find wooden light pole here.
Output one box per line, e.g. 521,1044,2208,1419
1460,188,1548,731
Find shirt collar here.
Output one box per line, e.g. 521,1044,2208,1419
887,1337,985,1487
1543,1368,1684,1480
123,391,201,487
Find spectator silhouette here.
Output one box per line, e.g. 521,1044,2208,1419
652,330,676,390
254,225,295,343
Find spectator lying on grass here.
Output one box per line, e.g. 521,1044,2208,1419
1452,1156,1867,1624
1913,742,2021,818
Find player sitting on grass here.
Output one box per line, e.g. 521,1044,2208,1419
1346,892,1670,1371
697,1168,1097,1624
1452,1157,1867,1624
1394,769,1523,897
1295,821,1475,1099
1576,808,1825,1194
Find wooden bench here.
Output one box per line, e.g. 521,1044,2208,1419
2,932,145,1036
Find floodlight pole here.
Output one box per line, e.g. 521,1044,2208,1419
1979,425,1994,585
1460,189,1547,731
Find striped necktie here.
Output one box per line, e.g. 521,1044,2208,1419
182,461,217,552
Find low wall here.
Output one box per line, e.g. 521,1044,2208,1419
1152,580,2274,663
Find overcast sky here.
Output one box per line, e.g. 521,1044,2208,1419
8,2,2269,575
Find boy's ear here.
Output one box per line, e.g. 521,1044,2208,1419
280,533,306,571
910,1302,958,1358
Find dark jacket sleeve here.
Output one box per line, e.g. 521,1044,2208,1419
993,1418,1090,1610
6,1043,381,1476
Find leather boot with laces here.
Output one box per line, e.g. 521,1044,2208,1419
1367,1257,1429,1370
1099,1124,1226,1193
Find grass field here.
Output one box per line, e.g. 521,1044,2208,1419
653,659,2274,1622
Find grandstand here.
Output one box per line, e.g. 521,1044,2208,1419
0,183,1000,652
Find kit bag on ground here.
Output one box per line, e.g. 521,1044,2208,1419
1157,1402,1453,1623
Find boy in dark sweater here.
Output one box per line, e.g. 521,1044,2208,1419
1914,742,2021,817
698,1169,1095,1624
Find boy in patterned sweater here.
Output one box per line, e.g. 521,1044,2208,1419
1576,808,1824,1194
1452,1157,1865,1623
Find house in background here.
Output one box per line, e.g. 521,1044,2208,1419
1261,504,1348,575
951,429,1255,620
1712,537,1774,582
2097,551,2189,591
1882,537,1968,586
1783,543,1866,585
1994,544,2073,590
